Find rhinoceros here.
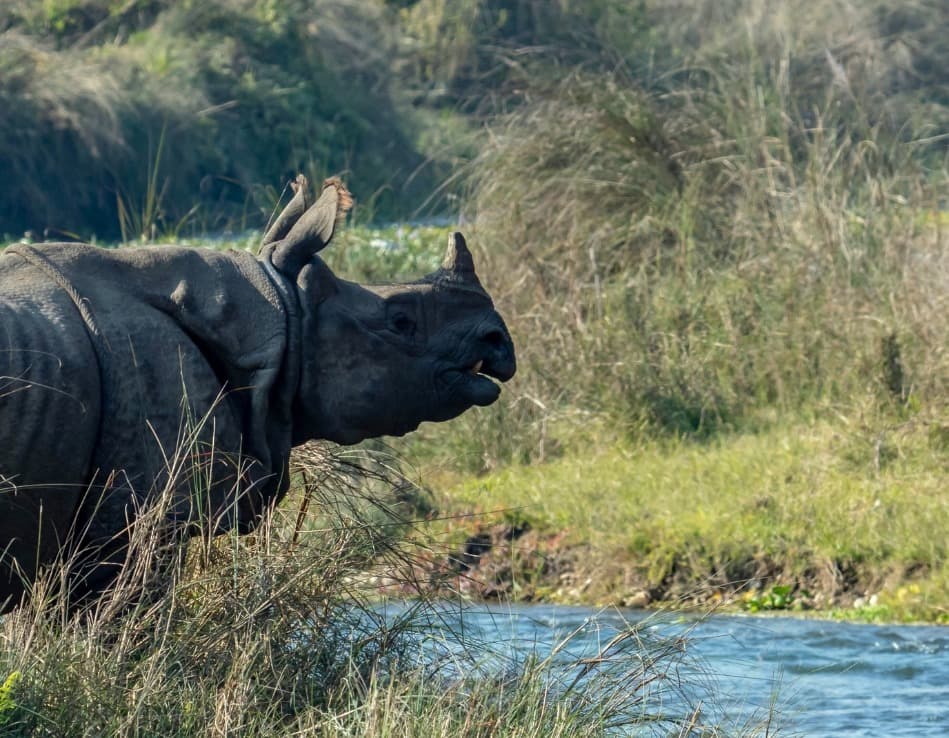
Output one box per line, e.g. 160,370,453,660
0,176,515,611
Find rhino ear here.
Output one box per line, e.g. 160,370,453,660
271,177,353,279
442,232,476,276
261,174,311,249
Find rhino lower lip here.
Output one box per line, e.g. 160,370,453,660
442,361,502,406
462,373,501,406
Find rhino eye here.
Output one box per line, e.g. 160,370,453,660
389,311,416,337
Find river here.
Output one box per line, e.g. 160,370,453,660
382,603,948,737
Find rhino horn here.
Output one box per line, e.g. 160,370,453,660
271,177,353,278
261,174,311,249
442,232,476,276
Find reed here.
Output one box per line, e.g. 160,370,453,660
0,427,767,736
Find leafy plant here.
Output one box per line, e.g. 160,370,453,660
744,585,800,613
0,671,22,727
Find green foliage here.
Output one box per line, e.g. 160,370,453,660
393,0,657,105
0,0,431,239
327,224,449,282
744,585,801,613
0,671,22,728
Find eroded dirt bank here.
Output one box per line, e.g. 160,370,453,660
384,522,936,620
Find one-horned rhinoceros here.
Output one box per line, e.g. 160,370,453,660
0,176,515,611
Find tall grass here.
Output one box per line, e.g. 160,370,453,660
0,0,430,239
408,0,949,472
0,29,127,240
359,0,949,620
0,424,771,736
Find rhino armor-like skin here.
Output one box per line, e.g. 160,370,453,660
0,177,516,611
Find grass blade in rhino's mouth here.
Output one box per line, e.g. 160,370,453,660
460,355,514,386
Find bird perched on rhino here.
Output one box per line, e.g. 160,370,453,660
0,175,516,612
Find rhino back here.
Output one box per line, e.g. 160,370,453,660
26,244,293,538
0,249,101,601
0,242,293,608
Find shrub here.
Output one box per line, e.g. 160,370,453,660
457,0,948,458
0,0,430,239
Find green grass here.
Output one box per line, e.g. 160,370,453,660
427,417,948,622
0,437,768,737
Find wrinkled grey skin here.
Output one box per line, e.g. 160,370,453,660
0,177,515,612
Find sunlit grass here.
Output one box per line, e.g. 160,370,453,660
431,419,948,622
0,435,767,737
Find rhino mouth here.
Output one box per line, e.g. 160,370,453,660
443,356,513,408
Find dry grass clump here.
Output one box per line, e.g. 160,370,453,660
456,0,947,459
0,440,419,735
0,435,761,736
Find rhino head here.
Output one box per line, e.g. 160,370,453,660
261,177,516,445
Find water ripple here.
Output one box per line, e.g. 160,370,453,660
413,604,949,738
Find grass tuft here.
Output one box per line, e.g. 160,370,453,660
431,0,949,471
0,422,770,735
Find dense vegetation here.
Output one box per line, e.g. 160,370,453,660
0,0,947,732
2,443,749,736
0,0,435,237
416,0,949,621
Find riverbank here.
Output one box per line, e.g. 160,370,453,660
395,418,948,624
0,443,762,737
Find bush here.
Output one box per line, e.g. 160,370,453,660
456,0,948,458
0,0,431,239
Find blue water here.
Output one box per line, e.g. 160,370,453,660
388,603,948,737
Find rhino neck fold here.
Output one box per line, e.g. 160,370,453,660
260,254,303,448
